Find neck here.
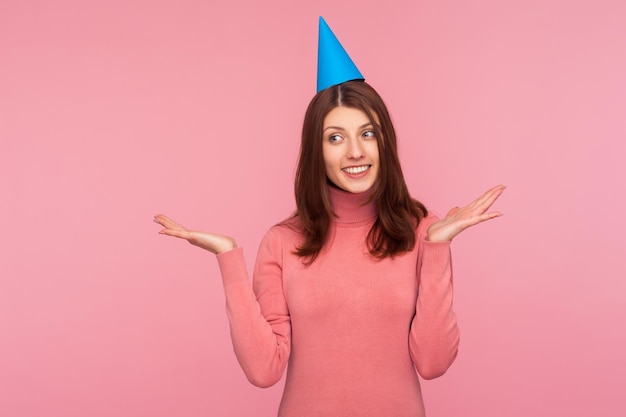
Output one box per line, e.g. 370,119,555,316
328,185,377,224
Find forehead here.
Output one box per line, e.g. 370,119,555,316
323,106,376,129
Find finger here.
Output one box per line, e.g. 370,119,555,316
153,214,171,225
473,184,504,206
154,214,179,227
154,214,186,231
158,228,194,241
480,186,506,211
464,211,503,227
470,185,506,213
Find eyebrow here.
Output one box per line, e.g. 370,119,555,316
323,122,374,132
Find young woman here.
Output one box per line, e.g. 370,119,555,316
154,80,504,417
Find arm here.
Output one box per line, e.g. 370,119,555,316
216,228,291,388
409,215,460,380
153,215,290,387
409,184,505,378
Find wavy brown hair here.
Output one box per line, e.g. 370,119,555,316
290,80,427,263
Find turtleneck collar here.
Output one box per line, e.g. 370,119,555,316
328,185,377,225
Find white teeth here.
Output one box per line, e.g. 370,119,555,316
343,165,369,174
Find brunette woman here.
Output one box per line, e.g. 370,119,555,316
154,80,504,417
154,17,504,417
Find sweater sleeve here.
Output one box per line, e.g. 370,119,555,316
409,214,460,380
215,227,291,388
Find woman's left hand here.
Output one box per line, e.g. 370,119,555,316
426,184,506,242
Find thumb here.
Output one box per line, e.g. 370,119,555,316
446,207,460,218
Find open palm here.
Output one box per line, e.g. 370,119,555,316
426,184,505,242
153,214,236,254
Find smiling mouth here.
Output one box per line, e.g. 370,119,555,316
342,165,370,174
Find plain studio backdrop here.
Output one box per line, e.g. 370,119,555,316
1,1,624,416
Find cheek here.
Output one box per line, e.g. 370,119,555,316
322,144,338,171
370,143,381,179
323,159,333,177
368,141,381,163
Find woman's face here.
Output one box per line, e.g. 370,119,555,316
322,106,380,193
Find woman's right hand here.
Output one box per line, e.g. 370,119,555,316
153,214,237,254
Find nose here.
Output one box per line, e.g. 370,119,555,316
346,137,365,159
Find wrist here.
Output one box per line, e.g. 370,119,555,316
217,239,237,254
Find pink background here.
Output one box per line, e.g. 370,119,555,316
1,0,625,416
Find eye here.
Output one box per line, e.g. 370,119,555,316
328,134,343,144
362,130,376,139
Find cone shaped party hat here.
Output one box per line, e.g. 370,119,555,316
316,17,364,93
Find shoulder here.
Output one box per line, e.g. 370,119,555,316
254,218,304,267
260,217,304,248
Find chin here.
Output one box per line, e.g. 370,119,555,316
339,182,375,194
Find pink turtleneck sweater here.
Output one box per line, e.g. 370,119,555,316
216,186,459,417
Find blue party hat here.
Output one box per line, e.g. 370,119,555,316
316,17,364,93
